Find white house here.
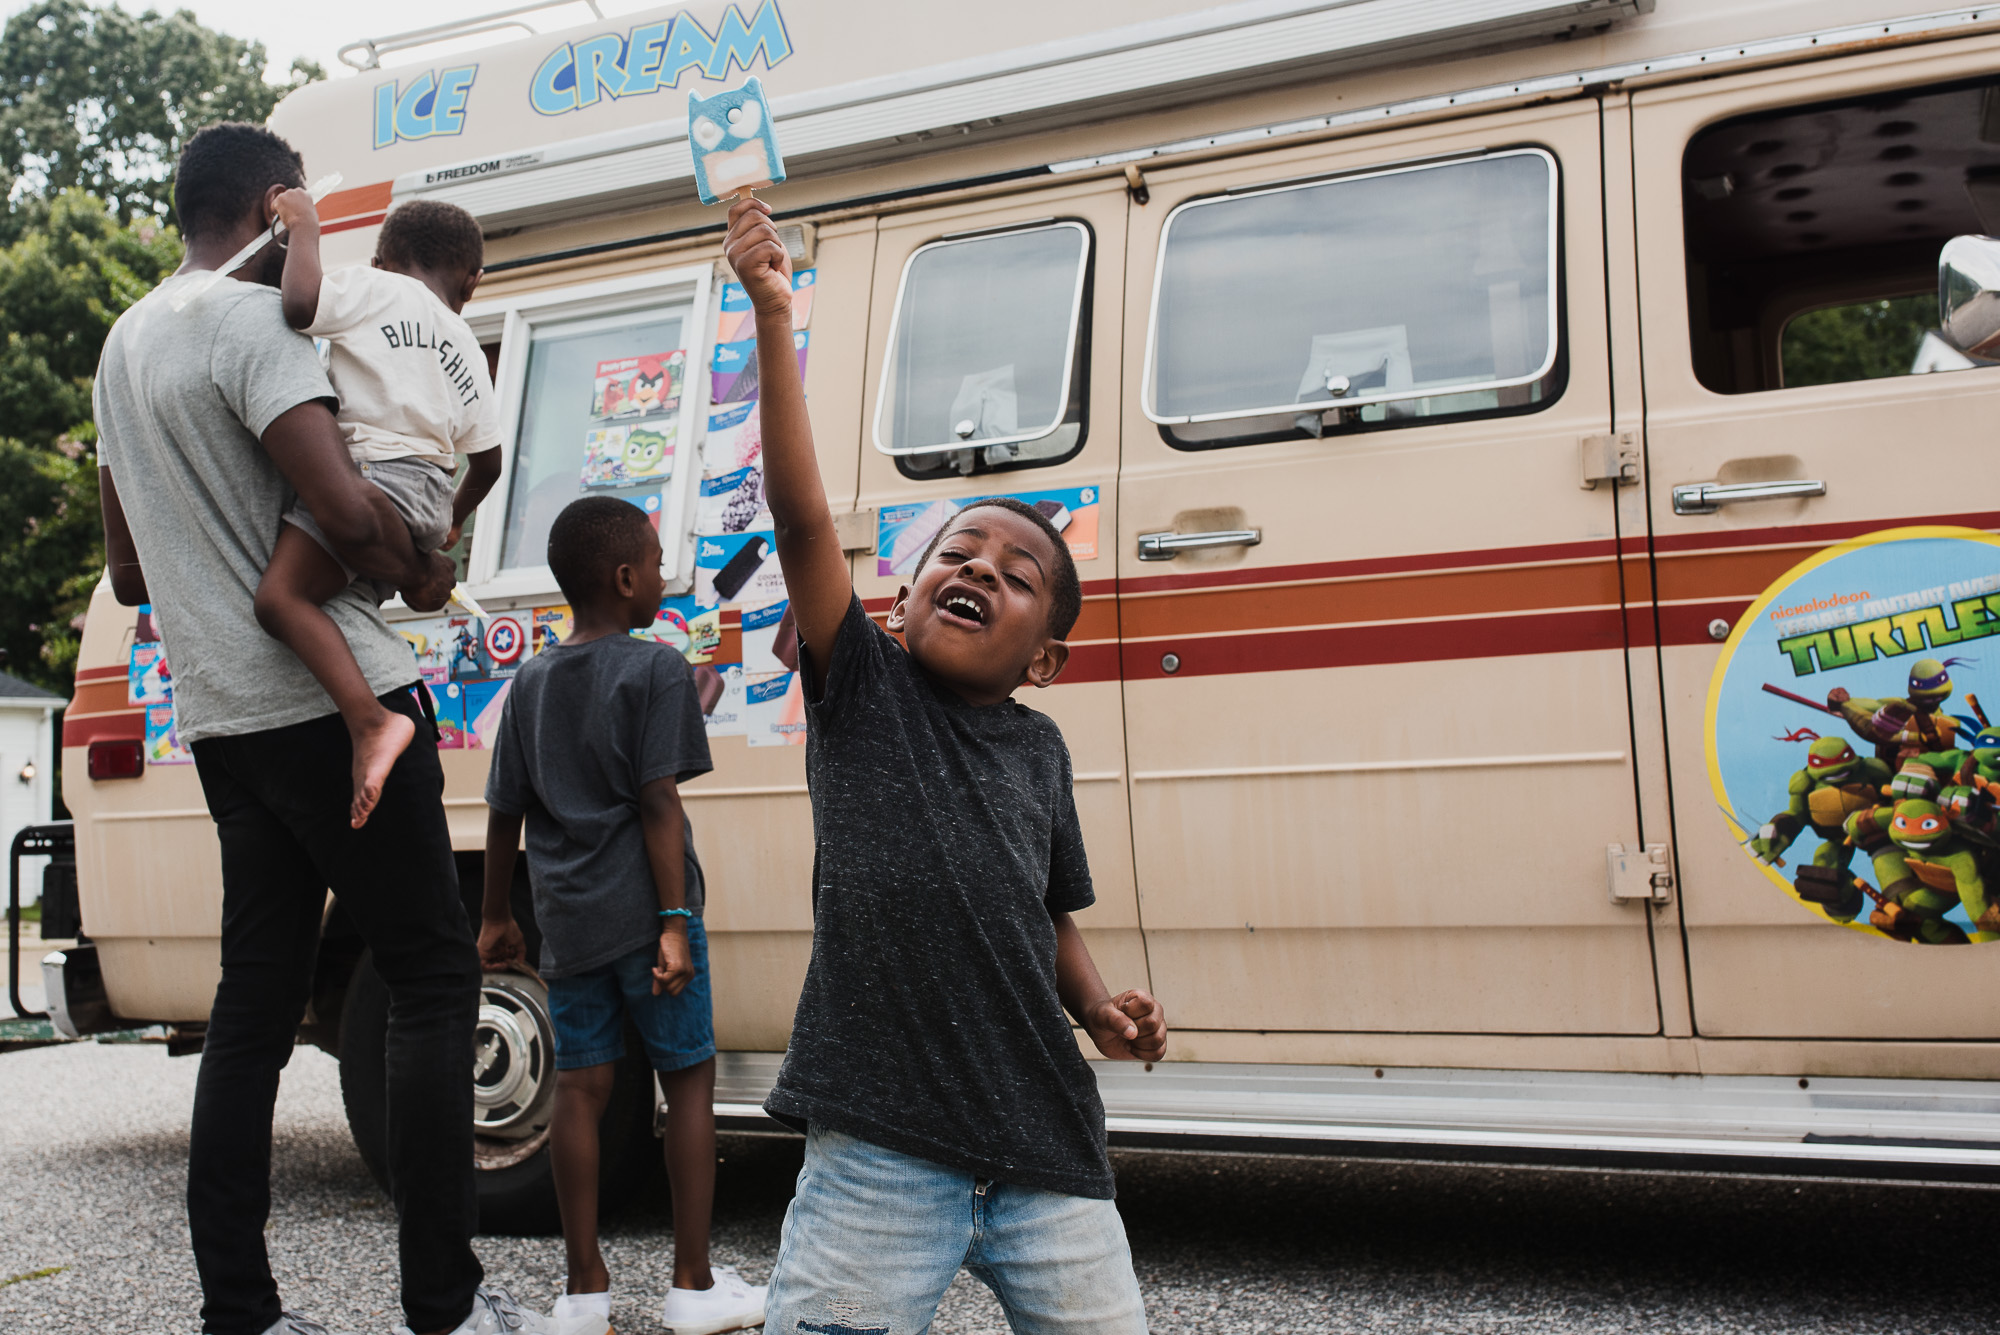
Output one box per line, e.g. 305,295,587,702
0,670,60,903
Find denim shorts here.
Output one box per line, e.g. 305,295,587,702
546,917,714,1073
765,1126,1148,1334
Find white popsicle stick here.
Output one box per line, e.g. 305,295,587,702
168,173,344,312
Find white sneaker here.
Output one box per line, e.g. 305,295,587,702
552,1290,613,1331
660,1266,766,1335
394,1285,611,1335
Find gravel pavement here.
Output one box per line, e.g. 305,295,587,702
5,1039,2000,1334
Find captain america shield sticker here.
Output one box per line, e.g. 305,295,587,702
485,616,525,666
1706,526,2000,944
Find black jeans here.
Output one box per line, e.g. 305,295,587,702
187,688,482,1335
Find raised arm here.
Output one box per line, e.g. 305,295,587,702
98,467,148,607
260,401,455,609
723,197,849,692
273,189,323,331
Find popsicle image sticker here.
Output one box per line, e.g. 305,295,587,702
689,77,787,205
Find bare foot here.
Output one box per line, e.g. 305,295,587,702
350,710,417,829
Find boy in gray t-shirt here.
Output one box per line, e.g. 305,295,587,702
479,498,764,1335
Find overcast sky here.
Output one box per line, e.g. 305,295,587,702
0,0,668,79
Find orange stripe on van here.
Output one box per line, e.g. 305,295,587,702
320,181,393,224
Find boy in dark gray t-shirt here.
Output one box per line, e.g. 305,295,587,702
724,198,1167,1333
479,498,764,1335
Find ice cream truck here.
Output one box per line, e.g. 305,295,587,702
39,0,2000,1228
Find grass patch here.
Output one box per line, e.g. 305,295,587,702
0,1266,65,1289
16,901,40,923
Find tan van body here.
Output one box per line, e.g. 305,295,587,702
58,0,2000,1182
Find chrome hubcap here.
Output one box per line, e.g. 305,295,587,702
471,972,554,1141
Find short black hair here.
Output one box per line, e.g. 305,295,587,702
376,200,485,277
173,122,306,241
917,496,1082,639
547,497,655,606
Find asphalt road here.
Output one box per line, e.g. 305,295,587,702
4,1039,2000,1334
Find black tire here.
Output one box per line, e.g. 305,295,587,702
338,951,656,1236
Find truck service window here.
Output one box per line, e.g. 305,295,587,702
875,220,1090,479
1145,148,1561,449
497,307,689,575
1682,76,2000,393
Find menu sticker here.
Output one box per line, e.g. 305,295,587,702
745,670,805,747
423,680,467,749
697,464,768,536
531,605,573,654
716,269,814,344
462,679,511,750
129,641,172,705
703,400,762,474
740,600,799,676
700,662,747,737
695,530,784,609
877,484,1102,578
711,330,808,404
144,701,191,765
591,351,685,420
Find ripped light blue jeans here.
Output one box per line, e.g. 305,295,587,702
763,1126,1149,1335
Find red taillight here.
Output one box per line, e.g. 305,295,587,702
87,739,144,780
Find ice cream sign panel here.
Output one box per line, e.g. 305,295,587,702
530,1,793,117
1708,527,2000,945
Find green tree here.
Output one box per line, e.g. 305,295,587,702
0,190,179,686
0,0,323,235
1781,294,1936,389
0,3,318,691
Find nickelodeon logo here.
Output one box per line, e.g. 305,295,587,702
1769,590,1871,622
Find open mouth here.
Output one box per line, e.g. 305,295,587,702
1900,838,1937,852
937,588,989,628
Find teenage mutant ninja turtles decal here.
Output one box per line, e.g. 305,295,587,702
1708,527,2000,944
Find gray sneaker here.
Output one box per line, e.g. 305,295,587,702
263,1316,344,1335
396,1286,610,1335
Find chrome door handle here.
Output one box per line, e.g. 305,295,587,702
1137,528,1262,561
1671,479,1826,516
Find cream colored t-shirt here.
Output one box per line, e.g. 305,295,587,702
306,266,501,469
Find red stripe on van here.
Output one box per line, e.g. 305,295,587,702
324,211,388,235
63,710,144,749
1122,605,1627,681
1116,537,1619,596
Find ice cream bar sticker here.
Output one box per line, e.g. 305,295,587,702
695,530,786,609
877,485,1101,578
145,701,191,765
701,663,747,737
129,641,172,705
689,76,786,205
741,599,799,676
745,670,806,747
712,330,807,404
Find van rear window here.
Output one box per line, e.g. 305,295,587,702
1145,148,1562,449
875,220,1090,479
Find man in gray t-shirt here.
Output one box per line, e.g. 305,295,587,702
92,124,517,1335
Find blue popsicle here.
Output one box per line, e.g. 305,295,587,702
688,77,787,205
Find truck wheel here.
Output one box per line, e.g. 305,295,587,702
338,952,655,1235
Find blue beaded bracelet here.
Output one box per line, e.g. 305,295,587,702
658,907,693,920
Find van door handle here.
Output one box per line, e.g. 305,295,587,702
1137,528,1263,561
1671,479,1826,515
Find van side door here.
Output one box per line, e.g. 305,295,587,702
1117,100,1664,1038
1634,38,2000,1040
